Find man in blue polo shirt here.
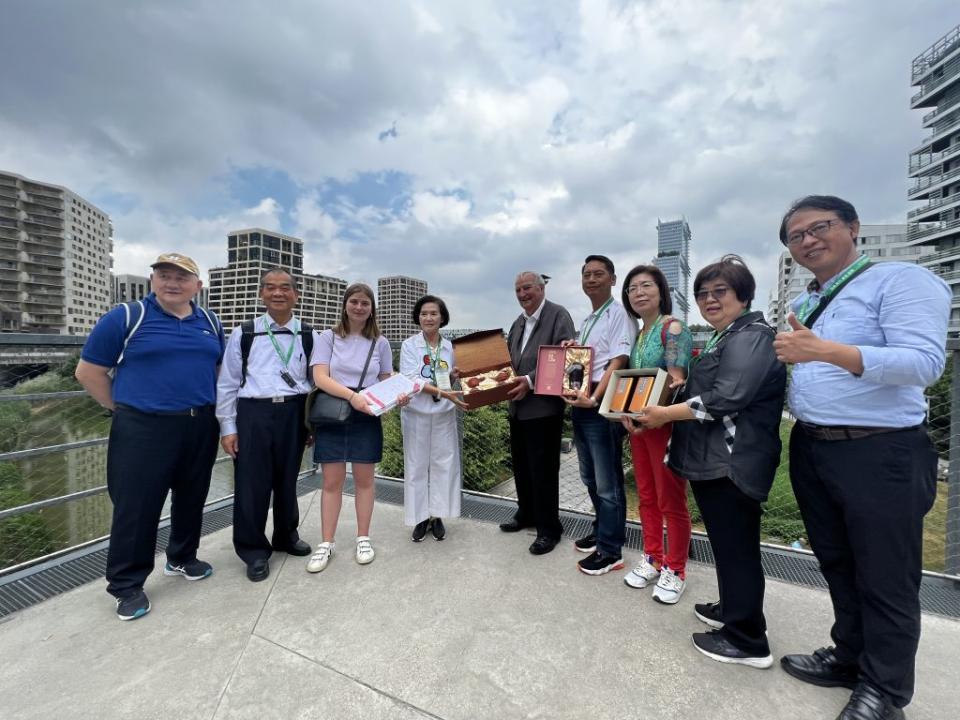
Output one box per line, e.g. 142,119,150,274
773,196,948,720
76,252,224,621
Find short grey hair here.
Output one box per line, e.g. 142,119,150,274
515,271,547,287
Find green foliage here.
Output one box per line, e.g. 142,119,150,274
378,411,405,479
0,401,31,453
7,365,82,394
927,355,951,457
461,404,512,492
56,354,81,379
0,462,56,568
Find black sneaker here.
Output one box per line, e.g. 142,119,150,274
577,550,624,575
116,590,151,621
573,533,597,553
412,520,429,542
164,558,213,581
431,517,446,541
694,601,724,629
692,631,772,669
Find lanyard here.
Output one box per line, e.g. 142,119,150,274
263,318,298,368
424,333,443,377
692,311,748,365
579,297,614,345
796,255,872,327
630,315,662,368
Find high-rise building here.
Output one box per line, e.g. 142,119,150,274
774,224,924,330
909,25,960,335
654,218,691,322
377,275,427,344
0,170,112,334
208,228,346,330
111,273,150,304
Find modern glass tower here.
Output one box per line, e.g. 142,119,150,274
909,24,960,335
654,218,691,322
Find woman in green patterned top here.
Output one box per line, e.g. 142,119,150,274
620,264,694,605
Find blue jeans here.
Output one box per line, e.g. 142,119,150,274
571,405,627,557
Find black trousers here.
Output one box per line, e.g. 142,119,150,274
105,405,219,599
509,414,564,540
233,396,308,563
789,424,938,708
690,477,770,656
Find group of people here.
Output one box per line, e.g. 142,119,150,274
77,194,948,720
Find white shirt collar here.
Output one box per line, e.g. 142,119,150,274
260,313,299,331
525,299,546,322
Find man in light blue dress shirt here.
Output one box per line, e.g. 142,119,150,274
773,195,948,720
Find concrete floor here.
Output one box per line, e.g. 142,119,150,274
1,492,958,720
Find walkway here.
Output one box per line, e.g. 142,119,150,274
1,492,958,719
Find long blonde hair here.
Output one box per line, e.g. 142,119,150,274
334,283,381,339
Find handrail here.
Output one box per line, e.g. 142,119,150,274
913,25,960,81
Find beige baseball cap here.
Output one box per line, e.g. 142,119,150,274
151,252,199,276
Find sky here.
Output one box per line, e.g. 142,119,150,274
1,1,956,329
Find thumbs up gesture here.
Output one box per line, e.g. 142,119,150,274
773,312,824,365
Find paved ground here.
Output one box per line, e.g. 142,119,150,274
2,492,958,720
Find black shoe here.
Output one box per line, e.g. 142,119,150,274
431,518,446,541
837,681,904,720
573,533,597,553
246,558,270,582
412,520,430,542
577,550,624,575
115,590,151,621
529,536,558,555
692,631,773,669
694,601,724,629
275,539,311,556
780,647,859,689
499,518,532,533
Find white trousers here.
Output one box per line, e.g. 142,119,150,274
401,408,462,526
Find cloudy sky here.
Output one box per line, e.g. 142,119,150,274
1,1,956,329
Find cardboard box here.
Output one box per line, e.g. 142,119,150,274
451,329,516,409
599,368,674,420
607,375,635,412
534,345,594,396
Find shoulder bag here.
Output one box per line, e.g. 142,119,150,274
306,337,377,428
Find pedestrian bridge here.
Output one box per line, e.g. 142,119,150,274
1,474,958,720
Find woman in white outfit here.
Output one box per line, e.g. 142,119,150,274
399,295,466,542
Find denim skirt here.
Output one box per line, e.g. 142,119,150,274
313,410,383,464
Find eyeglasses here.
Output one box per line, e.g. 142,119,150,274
694,287,730,303
785,219,842,246
626,281,657,295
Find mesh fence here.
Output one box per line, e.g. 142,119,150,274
1,347,958,577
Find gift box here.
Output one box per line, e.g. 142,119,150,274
599,368,674,420
534,345,594,396
451,329,517,409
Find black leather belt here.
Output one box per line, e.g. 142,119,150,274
798,421,921,441
239,394,308,404
115,403,216,417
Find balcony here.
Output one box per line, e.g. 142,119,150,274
909,164,960,199
909,142,960,177
912,25,960,83
907,193,960,221
908,217,960,244
911,62,960,108
922,96,960,128
20,184,62,201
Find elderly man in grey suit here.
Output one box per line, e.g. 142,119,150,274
501,271,576,555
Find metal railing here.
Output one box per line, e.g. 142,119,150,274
913,25,960,82
910,217,960,244
908,193,960,221
910,164,960,197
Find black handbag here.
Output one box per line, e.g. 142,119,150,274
306,337,376,428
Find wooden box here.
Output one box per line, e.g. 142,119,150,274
534,345,594,396
451,329,516,409
599,368,673,420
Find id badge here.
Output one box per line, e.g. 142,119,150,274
279,370,297,389
434,366,452,392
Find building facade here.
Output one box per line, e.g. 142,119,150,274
111,273,150,304
653,218,691,322
377,276,428,344
909,24,960,334
207,228,346,331
773,224,924,330
0,170,112,335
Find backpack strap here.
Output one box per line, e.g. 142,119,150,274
239,320,256,388
116,300,145,366
300,323,313,365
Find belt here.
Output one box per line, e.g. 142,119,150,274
115,403,216,417
239,394,308,404
798,421,921,442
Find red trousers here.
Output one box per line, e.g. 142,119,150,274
630,424,691,576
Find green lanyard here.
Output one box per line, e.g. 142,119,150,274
692,311,747,365
263,318,298,368
424,334,443,378
796,254,871,326
579,297,614,345
630,315,662,368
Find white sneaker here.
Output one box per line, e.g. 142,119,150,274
624,555,660,589
306,542,334,573
652,567,686,604
355,536,375,565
